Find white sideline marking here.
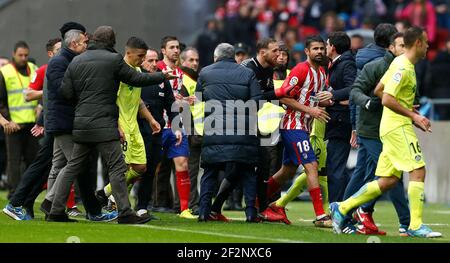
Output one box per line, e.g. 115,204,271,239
435,211,450,215
132,224,307,243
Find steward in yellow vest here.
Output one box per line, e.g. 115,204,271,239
0,62,38,124
0,41,39,197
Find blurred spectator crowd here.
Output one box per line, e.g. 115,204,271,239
194,0,450,113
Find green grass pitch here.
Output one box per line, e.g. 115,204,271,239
0,191,449,243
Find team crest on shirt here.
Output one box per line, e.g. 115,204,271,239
303,153,308,159
415,155,422,162
289,77,299,86
393,72,402,83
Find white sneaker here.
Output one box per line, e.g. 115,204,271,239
136,209,148,217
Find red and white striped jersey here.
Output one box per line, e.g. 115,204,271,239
280,61,327,132
156,60,184,94
157,60,184,128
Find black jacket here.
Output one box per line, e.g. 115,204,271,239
326,50,356,141
241,57,276,100
139,69,178,136
196,58,262,165
45,47,78,134
61,42,166,143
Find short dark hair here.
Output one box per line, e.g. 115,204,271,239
305,35,325,49
46,38,61,52
390,32,404,45
14,41,29,52
147,47,159,55
126,36,148,50
374,23,398,48
93,26,116,48
256,38,277,53
403,26,425,48
161,36,178,49
328,32,350,54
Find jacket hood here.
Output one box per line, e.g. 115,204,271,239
383,51,395,64
356,43,386,70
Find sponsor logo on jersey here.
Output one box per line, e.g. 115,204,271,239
289,76,299,86
415,155,422,162
393,72,402,83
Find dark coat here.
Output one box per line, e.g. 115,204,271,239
45,47,78,134
350,51,394,139
196,58,262,165
355,43,386,70
61,42,165,143
326,50,356,141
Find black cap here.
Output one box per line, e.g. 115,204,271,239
59,22,86,38
234,42,248,55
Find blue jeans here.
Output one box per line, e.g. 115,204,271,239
343,136,410,226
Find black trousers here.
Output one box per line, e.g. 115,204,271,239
255,145,277,211
136,133,162,210
10,133,54,209
187,135,201,210
152,154,174,208
5,124,39,196
200,162,257,220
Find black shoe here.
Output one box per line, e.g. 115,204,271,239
191,208,199,216
118,213,151,224
246,215,262,223
95,190,108,207
198,214,211,222
40,199,52,219
47,213,77,222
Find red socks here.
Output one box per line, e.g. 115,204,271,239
66,184,76,209
266,176,281,200
176,171,191,212
309,187,325,217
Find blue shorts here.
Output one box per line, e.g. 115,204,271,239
162,128,189,159
280,129,316,166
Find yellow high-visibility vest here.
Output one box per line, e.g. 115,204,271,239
257,69,290,135
0,62,38,124
183,73,204,135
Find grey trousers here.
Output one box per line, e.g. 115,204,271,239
45,134,74,201
50,140,133,217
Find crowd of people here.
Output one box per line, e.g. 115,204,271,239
0,0,446,239
195,0,450,118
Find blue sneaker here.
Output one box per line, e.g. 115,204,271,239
341,223,357,235
2,204,32,220
330,202,346,234
87,211,118,222
407,224,442,238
